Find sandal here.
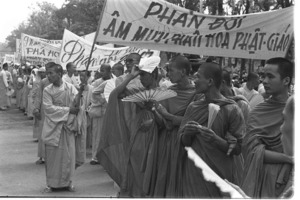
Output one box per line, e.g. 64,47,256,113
67,185,75,192
35,159,45,165
43,186,52,193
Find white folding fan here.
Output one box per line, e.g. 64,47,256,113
122,88,177,103
104,78,116,102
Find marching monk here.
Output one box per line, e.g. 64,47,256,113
32,63,54,165
176,62,245,198
42,63,79,192
242,57,294,198
89,64,112,165
150,55,196,197
97,56,162,197
75,71,93,168
96,54,142,188
220,69,251,186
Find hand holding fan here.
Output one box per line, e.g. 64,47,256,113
122,88,177,103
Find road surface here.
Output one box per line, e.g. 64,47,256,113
0,98,118,197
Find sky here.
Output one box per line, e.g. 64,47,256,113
0,0,66,43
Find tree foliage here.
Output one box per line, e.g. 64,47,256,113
5,0,105,51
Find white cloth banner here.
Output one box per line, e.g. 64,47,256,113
60,29,160,71
21,33,61,65
96,0,293,59
3,54,15,63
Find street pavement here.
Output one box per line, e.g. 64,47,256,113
0,98,118,198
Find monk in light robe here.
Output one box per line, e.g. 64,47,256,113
175,62,245,198
89,64,111,165
33,63,54,164
150,56,196,197
21,69,31,115
0,63,9,110
42,63,79,192
32,67,46,140
16,67,25,110
75,71,93,168
242,57,294,198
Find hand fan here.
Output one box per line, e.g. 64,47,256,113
122,88,177,102
104,79,116,102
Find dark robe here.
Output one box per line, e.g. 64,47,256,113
96,86,159,197
241,98,292,198
151,85,195,197
168,98,245,198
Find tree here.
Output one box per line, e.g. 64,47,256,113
5,0,105,50
54,0,104,36
5,2,60,50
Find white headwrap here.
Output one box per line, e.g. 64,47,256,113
139,56,161,73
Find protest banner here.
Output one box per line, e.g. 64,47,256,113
15,39,22,63
60,29,160,71
21,33,61,65
3,54,15,64
82,32,96,43
95,0,293,60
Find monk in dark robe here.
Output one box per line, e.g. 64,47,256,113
172,62,245,198
149,55,195,197
97,56,162,197
220,69,251,186
242,57,294,198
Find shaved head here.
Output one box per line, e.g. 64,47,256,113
101,63,111,71
200,62,222,89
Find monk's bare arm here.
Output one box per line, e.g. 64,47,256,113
264,150,293,164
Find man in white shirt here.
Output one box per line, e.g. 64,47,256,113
236,72,264,110
62,62,80,89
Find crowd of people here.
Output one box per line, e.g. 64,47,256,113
0,54,294,198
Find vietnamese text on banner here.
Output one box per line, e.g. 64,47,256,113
21,33,61,65
96,0,293,60
60,29,160,71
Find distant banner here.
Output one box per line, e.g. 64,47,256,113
96,0,293,59
3,54,15,63
21,33,61,65
60,29,160,71
15,39,22,63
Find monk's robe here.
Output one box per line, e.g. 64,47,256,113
42,81,78,188
97,76,160,197
27,76,35,118
226,95,250,186
32,79,40,139
33,78,50,159
75,84,93,167
21,76,30,113
0,70,8,108
241,98,293,198
151,85,196,197
123,100,160,197
16,77,25,109
88,80,108,161
170,98,245,198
